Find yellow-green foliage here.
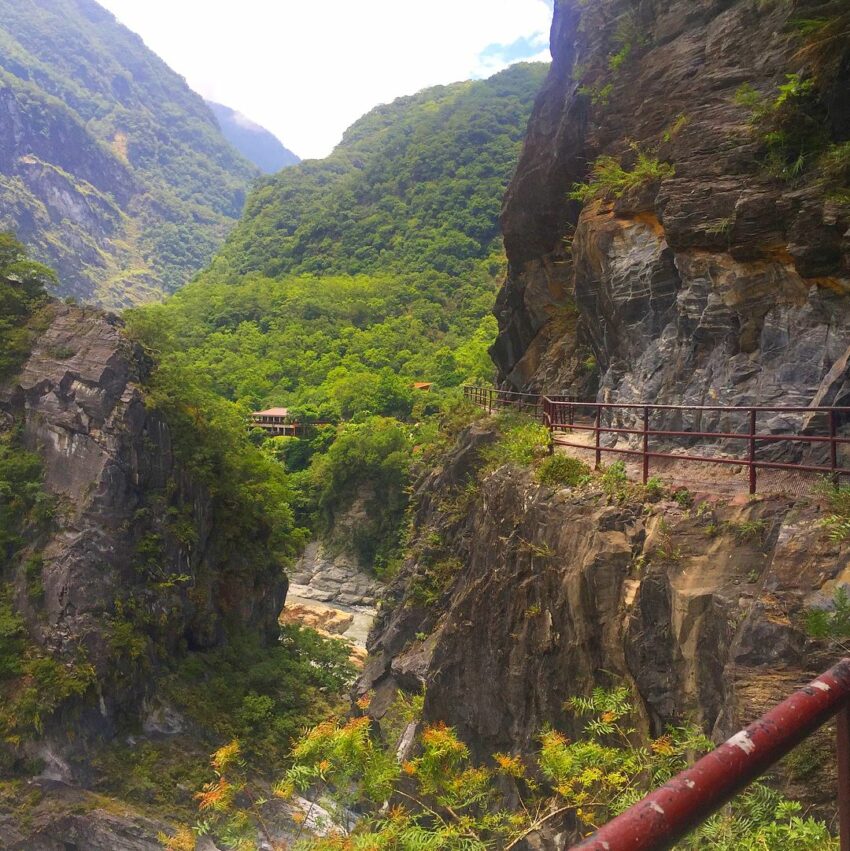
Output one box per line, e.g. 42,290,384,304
169,687,836,849
0,608,96,743
569,152,675,203
807,585,850,641
2,655,95,739
820,141,850,202
815,481,850,541
0,430,53,574
734,74,839,183
409,556,464,606
536,454,591,487
161,625,356,769
483,414,552,469
0,233,54,381
94,739,211,824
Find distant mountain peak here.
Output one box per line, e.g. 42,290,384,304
207,101,299,174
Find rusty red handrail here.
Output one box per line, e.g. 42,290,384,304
570,659,850,850
462,385,548,416
462,387,850,493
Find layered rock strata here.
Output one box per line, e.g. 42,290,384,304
494,0,850,439
359,425,845,817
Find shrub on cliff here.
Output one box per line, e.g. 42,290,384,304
0,233,55,381
734,72,848,186
483,414,551,469
0,430,53,573
165,688,836,850
568,150,675,203
536,453,591,487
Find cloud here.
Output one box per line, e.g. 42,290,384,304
97,0,553,160
473,33,551,78
229,110,265,134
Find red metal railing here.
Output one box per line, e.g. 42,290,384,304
543,398,850,494
570,658,850,850
462,385,546,417
462,387,850,494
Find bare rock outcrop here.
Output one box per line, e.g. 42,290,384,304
359,425,845,816
494,0,850,423
0,304,286,772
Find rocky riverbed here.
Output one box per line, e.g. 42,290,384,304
281,540,385,658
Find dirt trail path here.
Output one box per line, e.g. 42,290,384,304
552,427,829,498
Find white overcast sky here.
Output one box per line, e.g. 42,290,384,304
97,0,554,160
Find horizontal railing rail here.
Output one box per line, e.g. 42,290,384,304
461,385,549,417
570,658,850,850
462,387,850,493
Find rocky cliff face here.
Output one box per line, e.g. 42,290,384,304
0,305,285,775
360,423,844,814
0,0,257,306
493,0,850,421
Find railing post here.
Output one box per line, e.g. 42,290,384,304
832,409,840,489
749,409,757,495
568,400,574,434
488,389,492,416
595,407,602,469
838,704,850,851
643,406,650,484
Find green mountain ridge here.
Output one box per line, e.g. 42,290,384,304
204,63,549,283
0,0,258,307
129,61,548,574
134,63,549,416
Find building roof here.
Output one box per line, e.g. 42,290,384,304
252,407,290,417
412,382,433,390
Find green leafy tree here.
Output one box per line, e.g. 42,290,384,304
165,689,834,849
0,232,55,380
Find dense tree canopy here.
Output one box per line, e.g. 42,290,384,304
203,63,548,282
129,62,548,572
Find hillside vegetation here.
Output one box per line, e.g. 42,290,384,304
0,0,257,306
128,63,547,572
204,63,548,281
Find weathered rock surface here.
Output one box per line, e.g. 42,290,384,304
360,425,845,817
0,780,229,850
494,0,850,430
0,304,286,771
290,541,384,609
282,490,387,654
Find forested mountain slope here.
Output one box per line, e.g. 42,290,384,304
203,63,549,282
129,62,548,577
208,100,300,174
132,63,548,420
0,0,257,307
